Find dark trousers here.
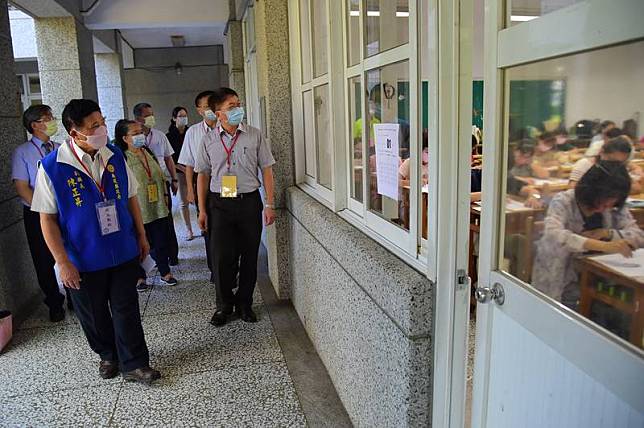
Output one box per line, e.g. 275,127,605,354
194,180,213,273
208,190,263,309
69,258,149,372
165,182,179,263
23,206,66,310
145,217,171,277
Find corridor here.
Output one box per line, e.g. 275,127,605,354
0,214,344,426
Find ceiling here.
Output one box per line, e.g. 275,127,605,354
119,25,228,49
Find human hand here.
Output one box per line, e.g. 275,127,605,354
198,211,208,232
599,239,633,258
138,235,150,261
59,260,81,289
187,187,195,204
264,207,276,226
524,196,543,209
171,181,178,195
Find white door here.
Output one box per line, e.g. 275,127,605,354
473,1,644,427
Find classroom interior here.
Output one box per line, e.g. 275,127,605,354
349,8,644,350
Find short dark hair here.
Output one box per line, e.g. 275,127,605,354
515,138,536,156
602,136,632,155
171,106,187,118
22,104,53,133
600,120,616,132
576,160,631,210
195,90,215,107
114,119,137,152
605,127,625,139
540,131,557,145
61,99,101,133
133,102,152,118
208,87,239,112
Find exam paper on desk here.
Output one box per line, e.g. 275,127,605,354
589,249,644,280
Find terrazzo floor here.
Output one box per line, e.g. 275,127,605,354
0,207,312,427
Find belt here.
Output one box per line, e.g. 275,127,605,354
210,189,259,200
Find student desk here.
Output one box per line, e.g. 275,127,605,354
577,257,644,349
401,185,428,239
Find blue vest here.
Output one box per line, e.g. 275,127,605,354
41,145,139,272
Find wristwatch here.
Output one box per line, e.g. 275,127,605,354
265,203,275,209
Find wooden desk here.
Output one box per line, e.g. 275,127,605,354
627,193,644,229
401,185,428,239
577,257,643,349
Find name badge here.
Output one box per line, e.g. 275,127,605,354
221,175,238,198
96,200,120,236
147,183,159,203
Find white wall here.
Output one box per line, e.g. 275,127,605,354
124,65,228,130
508,40,644,135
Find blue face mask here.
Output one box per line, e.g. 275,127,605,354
225,107,245,126
204,109,217,122
132,134,146,148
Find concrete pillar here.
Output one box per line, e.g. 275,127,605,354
95,52,126,138
34,17,98,139
227,20,246,107
254,0,295,298
0,0,41,317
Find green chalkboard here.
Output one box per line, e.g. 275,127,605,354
509,80,566,139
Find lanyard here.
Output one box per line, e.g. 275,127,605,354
219,131,241,171
69,141,107,198
30,139,48,159
137,150,152,180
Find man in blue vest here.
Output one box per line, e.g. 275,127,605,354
31,99,161,385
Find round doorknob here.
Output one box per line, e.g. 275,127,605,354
475,283,505,305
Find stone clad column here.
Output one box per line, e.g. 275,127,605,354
254,0,295,298
95,52,126,138
0,0,42,316
34,17,98,138
226,20,246,107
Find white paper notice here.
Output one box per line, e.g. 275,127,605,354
374,123,400,201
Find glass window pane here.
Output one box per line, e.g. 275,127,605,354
315,84,332,189
365,0,409,57
303,90,316,178
500,40,644,350
349,75,363,202
300,0,312,83
28,75,40,94
311,0,329,77
366,60,410,230
347,0,360,66
508,0,582,27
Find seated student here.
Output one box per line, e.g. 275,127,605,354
532,161,644,309
399,131,428,185
570,135,643,193
532,132,561,168
509,138,550,180
114,119,178,289
585,120,616,157
553,128,576,152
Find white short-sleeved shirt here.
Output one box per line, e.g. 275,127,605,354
31,140,139,214
145,128,174,180
178,120,216,168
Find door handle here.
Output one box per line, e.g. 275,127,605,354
475,283,505,305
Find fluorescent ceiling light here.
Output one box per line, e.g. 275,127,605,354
510,15,539,22
361,11,409,17
350,10,360,16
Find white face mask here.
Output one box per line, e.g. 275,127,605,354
176,116,188,127
77,125,108,150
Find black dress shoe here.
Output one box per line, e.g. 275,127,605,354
99,360,119,379
122,367,161,385
238,306,258,323
49,307,65,323
209,309,231,327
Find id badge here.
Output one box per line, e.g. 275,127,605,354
96,200,121,236
147,183,159,203
221,174,238,198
